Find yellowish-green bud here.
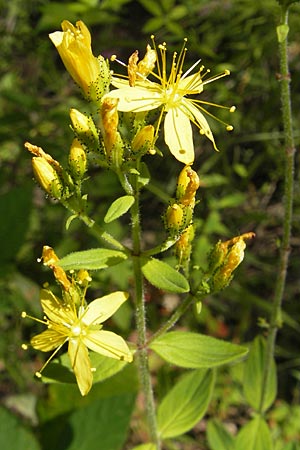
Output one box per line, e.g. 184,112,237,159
100,97,124,166
32,157,64,200
132,125,155,155
70,108,99,152
165,203,184,234
175,224,195,265
49,21,110,102
69,138,87,180
209,232,255,291
176,165,200,207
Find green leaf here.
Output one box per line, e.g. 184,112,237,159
39,393,136,450
104,195,135,223
150,331,248,368
157,369,215,438
141,258,190,293
57,248,127,270
243,335,277,412
235,416,273,450
206,419,235,450
0,406,40,450
131,444,156,450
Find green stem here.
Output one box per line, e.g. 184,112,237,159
259,6,296,413
148,292,199,345
131,168,161,448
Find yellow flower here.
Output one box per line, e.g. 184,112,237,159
49,21,110,101
22,289,133,396
106,37,235,164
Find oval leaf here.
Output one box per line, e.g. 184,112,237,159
157,369,215,438
142,258,189,293
243,335,277,412
150,331,248,368
104,195,135,223
207,419,235,450
57,248,127,270
235,416,273,450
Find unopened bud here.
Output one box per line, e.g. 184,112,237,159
175,224,195,265
70,109,99,152
32,157,64,199
100,97,124,166
69,138,87,180
176,165,200,206
132,125,155,155
165,203,185,235
209,232,255,291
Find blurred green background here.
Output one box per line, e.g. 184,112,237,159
0,0,299,449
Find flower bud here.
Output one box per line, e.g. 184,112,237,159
165,203,185,235
100,97,124,166
175,224,195,265
49,21,110,102
69,138,87,181
176,165,200,207
132,125,155,155
208,232,255,291
32,157,64,200
70,108,99,152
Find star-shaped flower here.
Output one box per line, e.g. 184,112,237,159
23,289,133,396
106,37,235,164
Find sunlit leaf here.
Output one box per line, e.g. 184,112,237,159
150,331,248,368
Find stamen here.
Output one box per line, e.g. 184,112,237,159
181,58,202,80
21,311,48,325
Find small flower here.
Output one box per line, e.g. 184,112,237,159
107,37,235,164
49,21,110,101
22,289,133,396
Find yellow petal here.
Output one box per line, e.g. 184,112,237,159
164,108,194,165
31,329,66,352
105,87,163,112
83,330,133,362
40,289,76,325
178,73,203,94
68,338,93,396
82,291,129,325
184,99,218,150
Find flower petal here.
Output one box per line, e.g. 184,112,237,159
105,87,163,112
82,291,129,325
84,330,133,362
68,338,93,396
164,108,194,164
179,73,203,94
183,99,218,150
40,289,76,325
31,329,66,352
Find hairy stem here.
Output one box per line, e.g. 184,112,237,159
131,168,161,448
259,6,296,413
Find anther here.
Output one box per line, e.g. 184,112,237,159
226,125,233,131
21,312,27,318
230,106,236,113
35,372,42,378
22,344,28,350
